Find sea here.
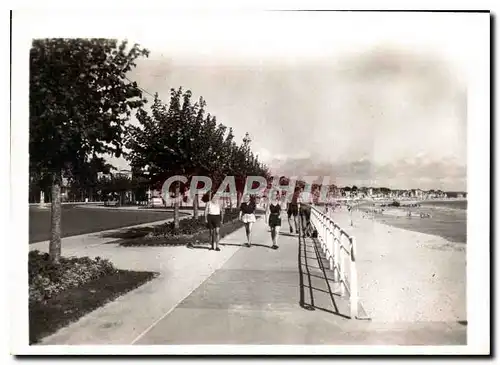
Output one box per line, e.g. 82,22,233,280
359,200,467,243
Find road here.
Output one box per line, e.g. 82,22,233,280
29,205,176,243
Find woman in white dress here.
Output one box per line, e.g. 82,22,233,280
239,194,257,247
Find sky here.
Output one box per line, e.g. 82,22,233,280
101,11,469,191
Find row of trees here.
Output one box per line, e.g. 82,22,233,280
30,38,269,262
126,88,270,220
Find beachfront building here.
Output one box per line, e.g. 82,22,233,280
408,189,423,199
329,186,341,198
435,190,447,199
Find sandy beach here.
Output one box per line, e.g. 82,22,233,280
328,209,466,323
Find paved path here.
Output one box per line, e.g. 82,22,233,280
33,212,466,346
134,217,465,345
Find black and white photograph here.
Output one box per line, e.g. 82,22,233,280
8,6,490,356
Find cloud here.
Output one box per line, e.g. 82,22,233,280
120,43,466,191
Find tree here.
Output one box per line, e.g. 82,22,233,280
127,89,207,227
379,187,391,196
127,88,271,223
66,156,114,201
30,38,149,262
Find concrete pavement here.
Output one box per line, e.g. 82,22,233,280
134,217,466,345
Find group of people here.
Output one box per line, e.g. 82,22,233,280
203,188,314,251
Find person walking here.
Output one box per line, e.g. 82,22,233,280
298,188,313,238
205,193,224,251
287,188,300,234
266,192,282,249
239,194,257,247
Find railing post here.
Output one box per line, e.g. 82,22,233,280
328,220,334,270
322,215,327,254
339,233,346,296
333,225,340,282
324,218,329,258
323,215,327,251
350,236,358,319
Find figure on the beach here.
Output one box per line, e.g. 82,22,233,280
287,188,300,234
205,193,224,251
266,192,282,249
239,194,257,247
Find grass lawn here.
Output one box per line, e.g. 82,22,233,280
105,213,263,247
29,270,158,344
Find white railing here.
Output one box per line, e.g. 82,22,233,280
309,205,359,319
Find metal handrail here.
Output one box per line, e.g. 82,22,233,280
308,204,359,319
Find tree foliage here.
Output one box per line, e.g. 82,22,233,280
30,38,149,261
30,38,149,178
126,88,270,193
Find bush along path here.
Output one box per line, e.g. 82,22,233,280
29,251,158,344
104,209,263,247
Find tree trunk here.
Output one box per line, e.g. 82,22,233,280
236,191,242,209
174,182,180,229
193,193,199,219
49,173,62,263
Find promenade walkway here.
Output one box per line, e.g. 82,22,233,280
134,217,465,345
32,210,466,346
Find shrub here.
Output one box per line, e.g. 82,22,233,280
149,216,206,237
29,251,117,303
222,208,240,223
149,209,241,238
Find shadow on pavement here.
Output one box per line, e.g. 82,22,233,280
298,230,350,319
220,242,276,250
186,244,211,250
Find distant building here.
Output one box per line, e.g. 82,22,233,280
115,169,133,179
98,169,132,180
97,169,135,203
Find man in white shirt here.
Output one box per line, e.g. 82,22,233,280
298,188,313,237
204,194,224,251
